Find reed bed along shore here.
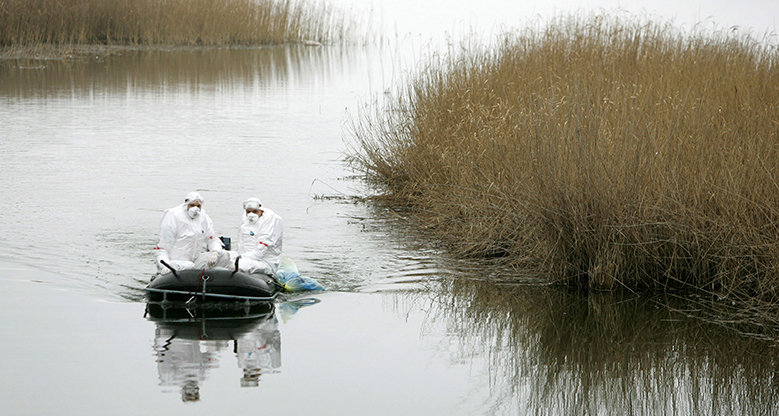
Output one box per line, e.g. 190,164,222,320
0,0,350,54
350,16,779,308
418,280,779,413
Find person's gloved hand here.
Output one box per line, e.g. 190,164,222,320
155,249,171,274
205,251,219,267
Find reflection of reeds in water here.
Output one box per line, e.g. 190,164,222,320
350,15,778,312
416,280,779,415
0,46,358,98
0,0,352,47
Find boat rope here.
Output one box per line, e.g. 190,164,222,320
194,268,205,298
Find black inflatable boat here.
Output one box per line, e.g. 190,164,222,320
145,261,282,303
145,300,276,329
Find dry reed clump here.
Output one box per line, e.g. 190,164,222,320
0,0,350,47
350,15,779,304
421,280,779,413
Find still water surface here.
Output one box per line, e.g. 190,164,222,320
1,1,778,414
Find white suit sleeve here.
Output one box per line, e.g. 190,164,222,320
254,216,283,258
204,214,223,252
154,210,176,271
267,216,283,248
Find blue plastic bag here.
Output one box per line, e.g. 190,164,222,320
275,255,324,292
283,276,325,292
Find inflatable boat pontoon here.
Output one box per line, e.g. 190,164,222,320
145,259,282,303
145,300,275,331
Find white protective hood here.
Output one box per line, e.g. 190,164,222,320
155,203,220,266
237,207,283,273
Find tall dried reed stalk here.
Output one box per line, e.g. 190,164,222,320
0,0,349,46
350,15,779,305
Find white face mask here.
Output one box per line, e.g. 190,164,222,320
187,206,201,219
246,213,259,223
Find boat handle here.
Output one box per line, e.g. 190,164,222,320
232,256,241,276
159,260,178,277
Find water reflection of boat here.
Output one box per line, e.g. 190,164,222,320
145,267,282,303
147,302,281,401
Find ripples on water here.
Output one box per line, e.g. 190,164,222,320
0,46,447,300
395,281,779,415
2,18,778,413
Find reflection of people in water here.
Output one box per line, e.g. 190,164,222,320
153,326,228,402
181,380,200,402
235,315,281,387
151,309,282,400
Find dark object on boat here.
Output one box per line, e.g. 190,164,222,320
219,236,231,250
146,265,282,303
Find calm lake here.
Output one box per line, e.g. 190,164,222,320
0,1,777,415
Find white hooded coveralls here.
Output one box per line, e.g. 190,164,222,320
236,317,281,387
155,203,222,272
154,327,227,400
237,207,283,275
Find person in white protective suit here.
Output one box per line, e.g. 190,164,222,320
235,315,281,387
153,191,229,274
153,325,228,402
236,197,283,275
